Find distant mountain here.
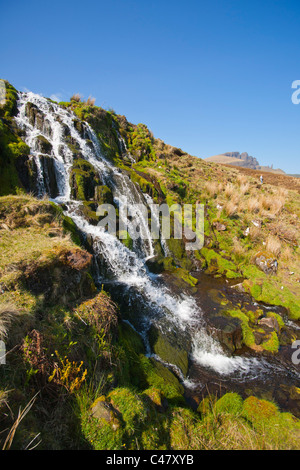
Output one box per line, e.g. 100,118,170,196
205,152,286,174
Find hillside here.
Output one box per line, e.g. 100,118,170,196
0,81,300,450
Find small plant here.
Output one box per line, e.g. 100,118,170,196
224,183,236,199
70,93,82,102
48,351,87,393
86,96,96,106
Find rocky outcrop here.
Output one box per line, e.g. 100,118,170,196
254,251,278,275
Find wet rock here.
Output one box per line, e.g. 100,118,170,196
230,282,245,293
73,119,85,138
146,255,165,274
254,251,278,275
70,159,101,201
148,324,190,377
35,135,52,154
94,185,113,205
276,385,300,418
39,155,59,198
15,154,38,194
209,315,243,353
258,316,280,333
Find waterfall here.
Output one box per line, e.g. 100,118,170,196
15,91,273,383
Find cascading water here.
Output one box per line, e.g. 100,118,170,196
15,90,292,388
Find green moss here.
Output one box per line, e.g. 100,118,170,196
0,109,30,195
201,247,240,279
117,322,185,403
242,396,278,428
243,270,300,321
171,267,198,287
108,387,147,434
119,230,133,250
94,185,113,205
0,81,18,119
261,331,280,353
214,393,243,416
62,215,82,245
130,171,157,199
127,123,156,162
225,309,255,348
148,325,189,377
70,159,101,201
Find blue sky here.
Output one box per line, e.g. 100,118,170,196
1,0,299,173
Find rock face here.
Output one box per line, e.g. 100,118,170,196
224,152,260,169
254,251,278,275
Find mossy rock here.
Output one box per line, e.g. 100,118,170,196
149,359,185,398
35,135,52,154
242,396,278,427
209,315,243,352
94,185,113,205
70,159,101,201
0,80,18,119
91,396,121,431
201,247,239,279
214,392,244,416
80,201,100,225
62,215,82,245
148,324,189,377
254,251,278,275
224,309,256,349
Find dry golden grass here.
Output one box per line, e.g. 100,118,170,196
239,182,250,195
247,197,261,213
224,183,236,199
86,96,96,106
259,194,286,215
280,244,294,262
236,174,248,186
70,93,82,102
231,237,246,258
223,200,238,216
204,181,219,197
248,225,262,242
265,235,282,257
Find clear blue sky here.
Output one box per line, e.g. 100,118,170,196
1,0,299,173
